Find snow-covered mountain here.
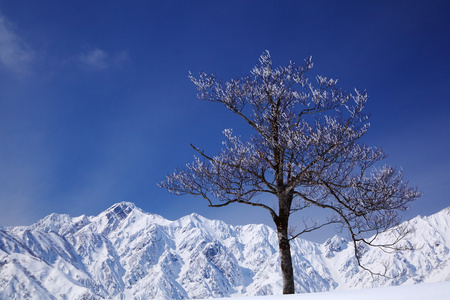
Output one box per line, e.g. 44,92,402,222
1,202,449,299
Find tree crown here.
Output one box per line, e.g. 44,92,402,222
160,51,421,265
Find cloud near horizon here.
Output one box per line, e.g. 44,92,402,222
0,14,34,75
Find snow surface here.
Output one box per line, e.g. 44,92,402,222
215,281,450,300
1,202,450,299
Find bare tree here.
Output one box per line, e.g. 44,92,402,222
159,51,421,294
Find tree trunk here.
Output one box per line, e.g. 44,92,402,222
277,220,295,294
275,192,295,294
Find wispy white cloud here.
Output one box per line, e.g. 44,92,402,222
78,48,109,70
78,48,129,71
0,14,34,75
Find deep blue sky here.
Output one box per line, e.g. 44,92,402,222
0,1,449,242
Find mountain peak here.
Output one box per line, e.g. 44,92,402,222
108,201,137,211
439,206,450,214
323,235,347,258
105,202,137,219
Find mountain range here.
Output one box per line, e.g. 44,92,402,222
1,202,449,299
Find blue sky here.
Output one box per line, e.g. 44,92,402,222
0,1,449,242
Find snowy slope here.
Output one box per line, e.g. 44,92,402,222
215,281,450,300
1,202,449,299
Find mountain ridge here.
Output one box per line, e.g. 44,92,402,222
1,202,449,299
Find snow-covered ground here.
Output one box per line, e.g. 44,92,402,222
215,281,450,300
